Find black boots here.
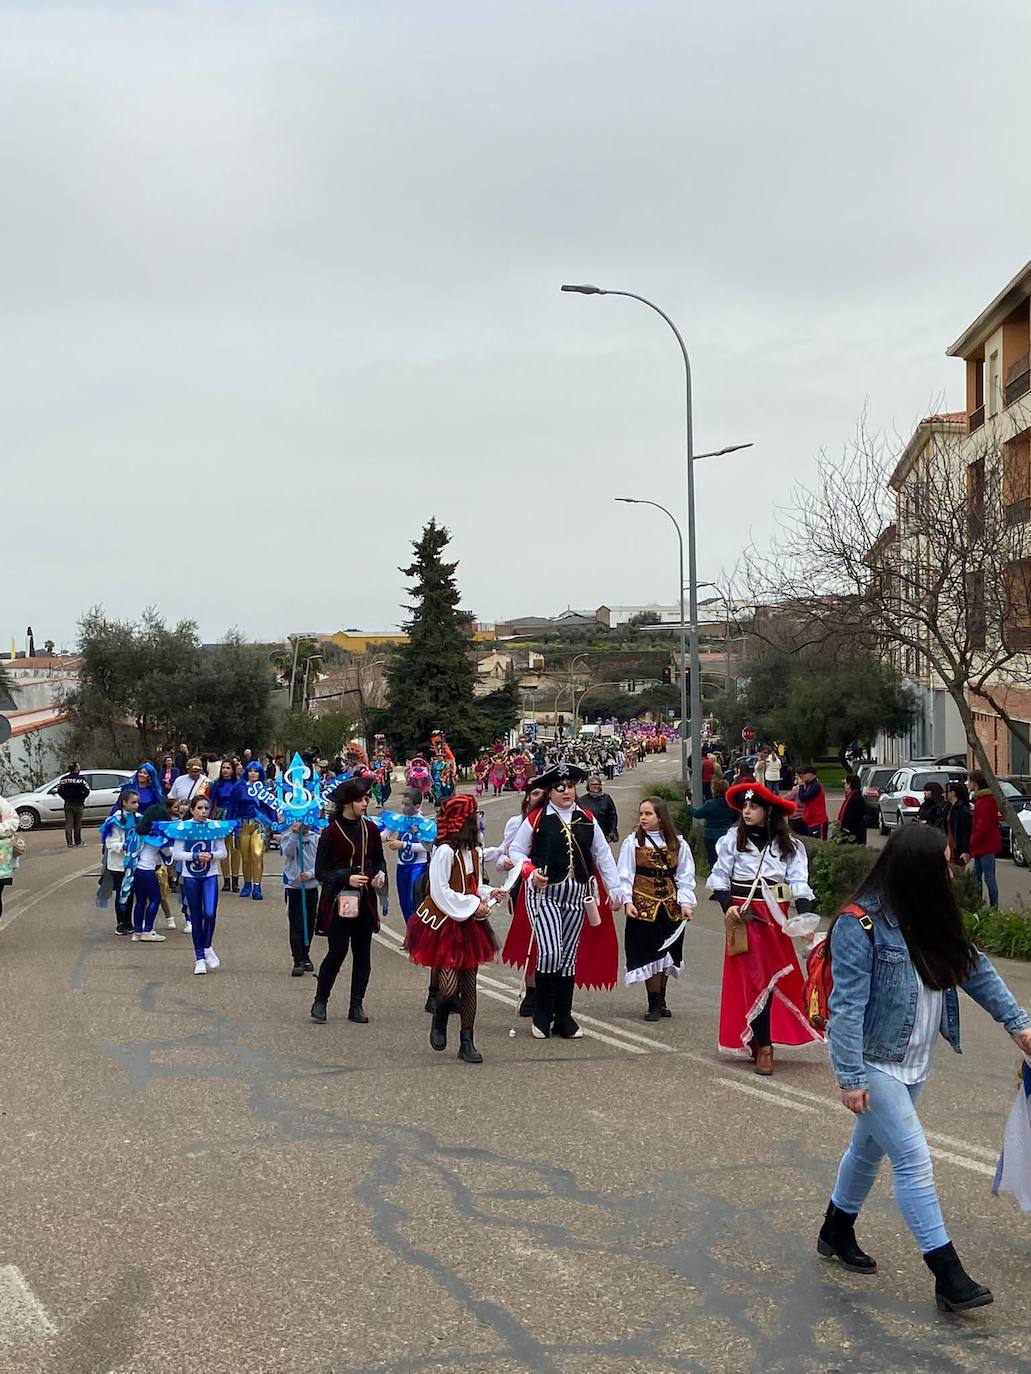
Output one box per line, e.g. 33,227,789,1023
816,1202,877,1274
518,985,536,1018
531,972,555,1039
458,1031,483,1064
430,1001,449,1051
222,877,231,892
923,1241,993,1312
552,975,582,1039
644,990,662,1022
310,998,327,1023
348,1002,369,1024
231,876,240,893
658,976,672,1017
425,978,437,1014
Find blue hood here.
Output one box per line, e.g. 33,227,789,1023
129,762,165,800
242,762,266,783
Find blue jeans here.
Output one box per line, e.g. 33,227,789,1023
831,1066,948,1253
973,854,999,909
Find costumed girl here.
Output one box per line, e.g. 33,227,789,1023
130,762,165,811
228,760,276,900
405,757,432,800
508,763,623,1041
376,787,436,928
473,751,490,797
430,748,456,805
371,750,393,810
498,780,546,1017
209,759,242,893
509,750,531,793
310,776,386,1025
100,788,141,934
405,794,505,1064
706,781,823,1075
617,796,696,1021
489,752,508,797
166,794,234,974
130,802,175,942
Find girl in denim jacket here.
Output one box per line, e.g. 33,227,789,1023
822,824,1031,1312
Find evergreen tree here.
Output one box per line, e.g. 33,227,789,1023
375,521,513,762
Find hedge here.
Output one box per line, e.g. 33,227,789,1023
645,783,1031,960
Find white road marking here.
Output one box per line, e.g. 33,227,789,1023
0,1265,55,1347
0,861,97,936
713,1078,818,1114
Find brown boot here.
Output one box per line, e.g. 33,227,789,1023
754,1045,774,1076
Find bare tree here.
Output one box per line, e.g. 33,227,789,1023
743,408,1031,867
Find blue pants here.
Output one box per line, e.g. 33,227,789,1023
396,862,428,923
831,1066,948,1253
182,874,218,959
973,854,998,909
132,869,162,933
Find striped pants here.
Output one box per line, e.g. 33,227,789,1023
525,876,589,976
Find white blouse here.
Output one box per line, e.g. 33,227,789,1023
705,830,814,901
875,979,943,1085
616,831,696,909
508,801,622,897
428,844,493,923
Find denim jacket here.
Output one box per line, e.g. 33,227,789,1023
827,893,1031,1091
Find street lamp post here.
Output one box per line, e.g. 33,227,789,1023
616,498,688,787
562,281,751,799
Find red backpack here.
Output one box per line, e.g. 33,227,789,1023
802,902,874,1031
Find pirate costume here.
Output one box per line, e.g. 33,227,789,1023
616,825,695,1018
406,794,497,1063
706,781,823,1074
508,763,622,1041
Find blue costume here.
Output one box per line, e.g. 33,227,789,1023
165,819,237,962
123,762,165,812
376,811,436,923
227,762,277,899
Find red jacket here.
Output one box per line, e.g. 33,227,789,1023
970,790,1002,858
799,779,828,828
701,755,715,783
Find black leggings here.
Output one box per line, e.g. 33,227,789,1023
316,912,374,1005
751,997,772,1048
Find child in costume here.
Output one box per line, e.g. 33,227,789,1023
100,789,141,934
406,794,505,1063
209,759,242,892
131,802,175,942
472,753,490,797
377,788,438,1006
168,794,233,975
281,821,319,976
228,761,274,899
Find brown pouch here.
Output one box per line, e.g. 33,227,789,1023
726,920,749,956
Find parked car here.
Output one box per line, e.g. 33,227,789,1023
1001,774,1031,797
992,781,1031,860
857,764,897,827
8,769,134,831
877,765,968,833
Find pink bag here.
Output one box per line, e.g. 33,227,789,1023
336,892,360,919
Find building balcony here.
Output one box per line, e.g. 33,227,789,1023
1005,353,1031,408
969,405,985,433
1006,497,1031,527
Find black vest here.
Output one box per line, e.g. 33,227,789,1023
530,807,595,884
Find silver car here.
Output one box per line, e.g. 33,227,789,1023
877,766,968,833
8,769,135,831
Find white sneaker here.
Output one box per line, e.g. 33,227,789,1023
164,916,177,929
194,958,207,975
203,947,220,970
131,933,141,941
184,921,193,934
141,931,166,942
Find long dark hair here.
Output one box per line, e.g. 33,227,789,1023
845,824,978,989
437,813,480,851
734,806,796,860
636,796,680,851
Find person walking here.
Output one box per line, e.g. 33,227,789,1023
169,758,208,813
821,823,1031,1311
945,781,973,870
406,793,505,1063
130,803,174,942
797,765,829,840
281,821,319,977
170,794,229,975
100,789,141,935
917,782,947,831
209,760,242,892
836,774,867,845
578,774,619,842
689,778,736,869
228,761,272,900
310,776,386,1025
617,796,695,1021
57,762,90,847
969,771,1002,910
707,781,822,1074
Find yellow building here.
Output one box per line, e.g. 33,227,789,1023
329,626,495,653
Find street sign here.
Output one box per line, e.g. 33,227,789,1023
741,725,756,742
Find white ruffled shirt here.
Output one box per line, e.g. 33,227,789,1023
616,830,697,909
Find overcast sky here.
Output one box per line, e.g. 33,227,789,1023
5,0,1031,650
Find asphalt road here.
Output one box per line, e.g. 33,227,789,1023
2,755,1031,1374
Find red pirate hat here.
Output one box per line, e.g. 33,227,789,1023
435,792,478,841
725,781,794,815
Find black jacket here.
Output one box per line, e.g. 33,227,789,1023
57,774,91,806
838,790,867,845
946,801,973,859
579,791,618,841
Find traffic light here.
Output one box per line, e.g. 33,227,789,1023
662,665,671,685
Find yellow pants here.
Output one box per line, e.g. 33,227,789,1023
238,820,265,885
220,831,242,881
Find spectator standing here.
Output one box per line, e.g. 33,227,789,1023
57,763,91,847
969,771,1002,909
689,778,737,869
946,782,973,870
578,775,619,842
701,750,716,801
755,751,768,785
797,765,829,840
765,750,782,794
173,742,189,776
157,755,179,795
836,774,867,845
917,783,947,831
169,758,209,811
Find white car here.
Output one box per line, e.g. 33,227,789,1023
8,769,135,831
877,765,968,833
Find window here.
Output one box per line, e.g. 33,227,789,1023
90,773,126,790
1004,557,1031,650
1004,430,1031,526
989,350,1001,417
966,458,985,538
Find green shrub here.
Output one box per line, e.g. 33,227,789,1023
644,781,708,876
964,908,1031,961
801,837,876,916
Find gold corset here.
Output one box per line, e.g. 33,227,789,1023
632,843,677,922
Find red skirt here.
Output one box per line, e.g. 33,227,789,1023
718,898,824,1057
406,914,498,971
501,880,619,991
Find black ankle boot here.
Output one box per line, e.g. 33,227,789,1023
348,1002,369,1024
518,985,536,1018
222,877,231,892
424,991,437,1014
457,1031,483,1063
310,998,327,1024
231,876,240,893
531,972,554,1039
658,980,672,1017
430,1001,449,1051
923,1241,992,1311
816,1202,877,1274
552,975,582,1039
644,990,662,1022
